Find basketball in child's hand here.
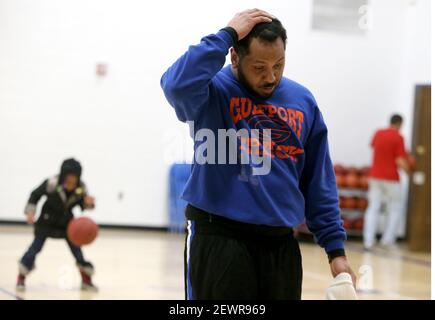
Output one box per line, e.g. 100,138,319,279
67,216,98,246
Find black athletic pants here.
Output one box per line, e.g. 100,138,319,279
184,204,303,300
21,235,86,270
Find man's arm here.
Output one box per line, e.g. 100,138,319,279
396,156,410,174
395,136,411,175
300,107,356,286
160,9,273,122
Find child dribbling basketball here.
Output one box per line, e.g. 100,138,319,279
16,158,98,292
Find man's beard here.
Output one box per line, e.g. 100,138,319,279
237,64,277,100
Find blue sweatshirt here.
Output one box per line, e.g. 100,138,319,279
161,30,346,253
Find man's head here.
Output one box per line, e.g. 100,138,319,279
59,158,82,192
230,19,287,99
390,114,403,129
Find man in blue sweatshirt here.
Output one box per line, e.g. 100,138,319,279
161,9,355,300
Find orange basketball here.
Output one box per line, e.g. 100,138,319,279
67,217,99,246
347,167,359,175
360,166,371,176
339,196,346,208
345,173,359,189
336,174,346,187
343,217,352,230
359,175,369,190
356,197,368,210
342,197,357,209
334,164,346,175
352,218,364,230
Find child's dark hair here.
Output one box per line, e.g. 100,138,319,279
234,19,287,57
59,158,82,184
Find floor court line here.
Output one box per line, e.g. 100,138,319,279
0,287,23,300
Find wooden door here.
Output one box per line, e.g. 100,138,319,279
407,85,431,252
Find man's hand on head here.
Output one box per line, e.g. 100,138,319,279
227,9,274,41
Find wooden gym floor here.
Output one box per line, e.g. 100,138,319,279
0,225,430,300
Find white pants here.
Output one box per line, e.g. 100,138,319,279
363,178,402,248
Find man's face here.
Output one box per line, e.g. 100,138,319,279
63,174,78,192
232,37,285,99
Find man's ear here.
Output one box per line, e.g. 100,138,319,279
230,48,239,67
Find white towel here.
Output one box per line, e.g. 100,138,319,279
325,272,358,300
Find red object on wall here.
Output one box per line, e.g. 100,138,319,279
96,63,108,77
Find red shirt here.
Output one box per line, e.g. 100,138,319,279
369,127,407,181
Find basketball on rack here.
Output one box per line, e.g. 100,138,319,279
345,173,359,189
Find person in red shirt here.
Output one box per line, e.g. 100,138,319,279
363,114,410,250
